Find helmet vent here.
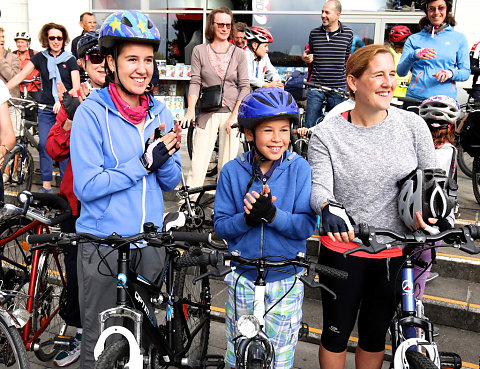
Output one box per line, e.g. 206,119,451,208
267,92,280,105
121,17,133,27
253,95,276,108
147,20,153,29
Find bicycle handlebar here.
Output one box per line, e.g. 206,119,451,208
9,97,53,111
303,81,349,98
176,250,348,299
27,227,212,249
318,224,480,257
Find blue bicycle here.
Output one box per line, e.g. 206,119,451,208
339,224,480,369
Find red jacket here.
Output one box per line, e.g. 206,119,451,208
46,106,78,216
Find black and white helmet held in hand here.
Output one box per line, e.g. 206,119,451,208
398,168,457,231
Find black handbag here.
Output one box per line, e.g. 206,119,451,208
198,46,235,113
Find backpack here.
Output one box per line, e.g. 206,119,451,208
285,70,307,102
459,110,480,157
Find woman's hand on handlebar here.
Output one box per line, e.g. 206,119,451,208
180,108,195,129
226,114,238,135
321,202,355,243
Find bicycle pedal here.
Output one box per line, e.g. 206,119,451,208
439,351,462,369
54,335,75,351
203,354,225,368
298,321,309,338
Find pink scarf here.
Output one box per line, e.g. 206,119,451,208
108,83,149,125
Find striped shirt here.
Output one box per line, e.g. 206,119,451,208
308,21,353,89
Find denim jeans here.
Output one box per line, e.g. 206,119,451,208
38,109,68,181
305,88,347,128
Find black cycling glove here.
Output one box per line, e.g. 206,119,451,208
321,201,355,234
140,138,170,172
245,192,277,227
62,91,81,120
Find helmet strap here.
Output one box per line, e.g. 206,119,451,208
249,43,262,61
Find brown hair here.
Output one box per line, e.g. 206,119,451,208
80,12,94,22
205,7,234,42
234,22,247,33
429,125,455,146
39,23,70,49
419,0,456,28
346,44,394,100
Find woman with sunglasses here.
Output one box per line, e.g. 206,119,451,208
69,11,181,368
44,30,105,366
180,6,249,189
397,0,470,102
7,22,80,193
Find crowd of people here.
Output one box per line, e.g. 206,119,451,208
0,0,476,368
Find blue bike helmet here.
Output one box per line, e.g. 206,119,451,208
99,10,160,55
238,87,299,132
77,30,100,59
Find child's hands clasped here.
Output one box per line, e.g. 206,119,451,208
244,185,277,226
140,123,180,173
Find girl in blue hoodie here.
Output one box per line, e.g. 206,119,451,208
70,11,182,368
214,88,316,368
397,0,470,101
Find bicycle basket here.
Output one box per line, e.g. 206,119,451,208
459,110,480,156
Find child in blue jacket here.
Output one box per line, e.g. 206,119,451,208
214,87,316,368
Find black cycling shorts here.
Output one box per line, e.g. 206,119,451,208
319,244,403,353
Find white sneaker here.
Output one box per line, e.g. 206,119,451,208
53,334,81,367
2,173,8,183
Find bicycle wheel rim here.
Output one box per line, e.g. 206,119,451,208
0,316,30,368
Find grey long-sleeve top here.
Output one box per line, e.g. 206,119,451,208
308,107,437,233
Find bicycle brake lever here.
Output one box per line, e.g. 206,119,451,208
343,225,387,257
300,274,337,300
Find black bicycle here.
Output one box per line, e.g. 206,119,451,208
27,223,224,369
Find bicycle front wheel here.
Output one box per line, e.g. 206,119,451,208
472,157,480,205
93,339,130,369
1,148,34,204
173,247,210,361
32,248,66,361
186,125,218,177
457,148,473,178
405,350,438,369
0,314,30,369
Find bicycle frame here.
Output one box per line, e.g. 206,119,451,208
390,245,441,368
93,241,212,368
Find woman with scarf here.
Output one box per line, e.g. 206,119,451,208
69,11,182,368
397,0,470,102
7,22,80,193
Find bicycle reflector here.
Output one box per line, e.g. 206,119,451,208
237,315,261,338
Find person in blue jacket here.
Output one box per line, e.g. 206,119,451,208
214,87,317,368
70,11,182,368
397,0,470,101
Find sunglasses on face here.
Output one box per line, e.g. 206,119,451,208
427,5,446,12
214,22,231,29
48,36,63,41
86,53,105,64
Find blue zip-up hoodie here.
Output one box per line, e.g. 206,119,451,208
214,151,316,282
70,88,182,239
397,25,470,101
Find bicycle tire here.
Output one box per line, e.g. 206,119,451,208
0,216,33,308
457,148,473,178
247,360,263,369
187,125,218,177
172,247,210,361
0,314,30,368
405,350,438,369
32,248,66,361
473,157,480,205
93,339,130,369
1,148,34,205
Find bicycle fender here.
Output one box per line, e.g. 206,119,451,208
393,338,440,369
94,326,143,368
0,308,23,329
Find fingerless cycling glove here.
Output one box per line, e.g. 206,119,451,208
140,138,170,172
62,91,81,120
321,201,355,234
245,192,277,226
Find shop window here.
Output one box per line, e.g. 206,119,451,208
92,0,140,9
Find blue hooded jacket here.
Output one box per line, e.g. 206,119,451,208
397,25,470,101
70,88,181,239
214,151,317,282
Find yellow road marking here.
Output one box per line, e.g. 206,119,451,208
209,304,478,368
437,252,480,262
423,294,480,310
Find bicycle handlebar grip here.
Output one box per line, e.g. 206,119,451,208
27,232,61,245
315,264,348,280
170,231,211,244
175,253,212,268
32,192,72,226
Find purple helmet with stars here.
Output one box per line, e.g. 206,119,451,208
99,10,160,55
